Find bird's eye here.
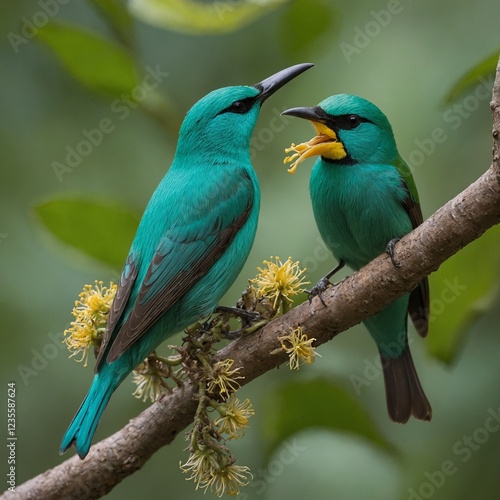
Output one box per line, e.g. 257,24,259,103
219,98,255,115
330,114,370,131
230,99,254,114
346,114,361,129
231,101,245,113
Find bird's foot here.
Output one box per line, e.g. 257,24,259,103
385,238,401,268
214,305,261,324
306,277,331,307
307,261,346,306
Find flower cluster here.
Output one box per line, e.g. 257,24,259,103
181,445,252,497
63,280,116,367
132,356,166,403
181,389,254,496
207,359,244,397
171,317,260,496
214,395,254,440
250,256,309,312
65,251,312,496
279,326,320,370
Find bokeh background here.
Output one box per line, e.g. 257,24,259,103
1,0,500,498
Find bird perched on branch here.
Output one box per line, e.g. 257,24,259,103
283,94,431,423
61,63,314,459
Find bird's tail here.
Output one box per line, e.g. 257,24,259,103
380,345,432,423
60,371,117,459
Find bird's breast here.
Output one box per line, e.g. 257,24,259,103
310,160,412,269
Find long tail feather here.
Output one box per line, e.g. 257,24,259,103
60,372,117,459
380,346,432,423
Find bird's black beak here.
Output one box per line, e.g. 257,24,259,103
254,63,314,103
281,106,328,122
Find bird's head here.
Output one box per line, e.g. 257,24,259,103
282,94,399,173
175,64,314,162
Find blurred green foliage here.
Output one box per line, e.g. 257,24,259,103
1,0,500,499
444,50,499,104
34,197,140,268
428,225,500,363
261,378,393,457
129,0,288,34
37,21,139,96
277,0,338,57
88,0,135,45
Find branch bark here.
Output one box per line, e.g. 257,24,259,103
6,57,500,500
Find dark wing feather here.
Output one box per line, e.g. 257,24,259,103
95,254,138,371
401,187,429,337
105,171,254,363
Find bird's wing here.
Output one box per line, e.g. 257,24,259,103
103,168,255,365
95,254,138,371
395,157,429,338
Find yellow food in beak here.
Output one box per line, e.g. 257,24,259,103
284,122,346,174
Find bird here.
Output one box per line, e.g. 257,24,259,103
282,94,431,423
60,63,314,459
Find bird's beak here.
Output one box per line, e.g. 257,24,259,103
281,106,347,174
254,63,314,103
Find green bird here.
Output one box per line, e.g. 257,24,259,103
60,63,314,459
282,94,431,423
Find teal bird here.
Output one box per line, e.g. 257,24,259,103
282,94,431,423
61,63,313,458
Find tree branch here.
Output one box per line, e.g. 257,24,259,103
6,56,500,500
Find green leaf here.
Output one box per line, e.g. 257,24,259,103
34,197,140,268
427,225,500,363
444,51,499,103
89,0,135,46
261,378,393,458
278,0,339,57
128,0,288,35
37,21,139,97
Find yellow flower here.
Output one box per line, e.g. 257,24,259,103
283,121,346,174
214,396,254,439
63,321,95,367
278,326,320,370
250,256,309,310
204,462,252,497
64,280,116,367
73,280,116,323
181,448,219,491
132,358,165,403
207,359,244,397
181,449,252,497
